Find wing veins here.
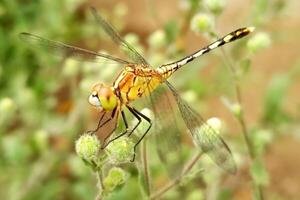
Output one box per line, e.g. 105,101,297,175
19,32,131,64
89,7,149,66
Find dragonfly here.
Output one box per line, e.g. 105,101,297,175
20,7,254,174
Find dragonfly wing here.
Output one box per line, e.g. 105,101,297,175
165,81,237,174
19,32,131,65
148,83,186,174
91,110,120,144
90,7,149,66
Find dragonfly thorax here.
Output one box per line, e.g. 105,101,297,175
88,83,118,111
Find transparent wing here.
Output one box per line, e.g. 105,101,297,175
147,83,185,174
91,110,120,144
165,81,237,174
90,7,149,66
19,32,131,65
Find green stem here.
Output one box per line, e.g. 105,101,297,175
150,152,203,200
220,48,264,200
142,139,151,196
95,170,104,200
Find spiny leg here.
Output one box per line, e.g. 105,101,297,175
86,112,106,134
128,107,152,162
87,107,118,144
101,110,129,148
102,106,144,148
126,106,142,137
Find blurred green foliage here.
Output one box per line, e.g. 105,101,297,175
0,0,298,199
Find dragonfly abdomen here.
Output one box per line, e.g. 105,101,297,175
157,27,254,79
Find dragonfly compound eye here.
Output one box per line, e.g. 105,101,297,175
88,93,101,108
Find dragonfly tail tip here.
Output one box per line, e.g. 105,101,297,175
248,26,256,33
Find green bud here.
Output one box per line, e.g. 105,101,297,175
203,0,226,15
103,167,128,194
206,117,222,133
32,129,49,153
124,33,139,46
0,97,17,114
148,30,167,49
105,137,134,164
231,103,242,118
0,97,17,126
221,97,242,119
75,134,100,162
182,90,197,104
247,32,271,53
190,13,214,34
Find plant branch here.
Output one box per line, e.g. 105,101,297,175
142,139,151,196
220,48,264,200
150,152,203,200
95,170,104,200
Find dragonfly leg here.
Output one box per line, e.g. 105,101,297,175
101,110,129,148
126,106,142,137
86,111,106,134
101,106,143,148
127,106,152,162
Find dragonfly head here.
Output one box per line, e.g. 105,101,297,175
89,83,118,111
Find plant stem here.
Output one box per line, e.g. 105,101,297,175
95,170,104,200
220,49,264,200
150,152,203,200
142,139,151,196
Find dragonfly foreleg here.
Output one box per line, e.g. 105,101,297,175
86,111,106,134
101,110,129,148
102,106,142,149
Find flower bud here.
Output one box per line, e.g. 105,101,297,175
32,129,49,153
0,97,17,114
0,97,17,126
231,103,242,118
75,134,100,162
247,32,271,53
103,167,128,194
203,0,226,15
148,30,167,49
190,13,214,34
105,137,134,164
